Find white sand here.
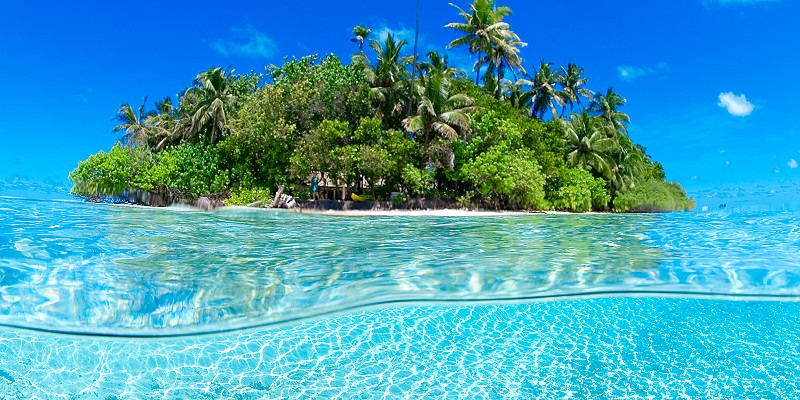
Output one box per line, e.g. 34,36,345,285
292,208,540,217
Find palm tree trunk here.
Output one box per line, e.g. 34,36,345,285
475,51,482,84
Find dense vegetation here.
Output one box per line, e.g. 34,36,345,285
70,0,694,212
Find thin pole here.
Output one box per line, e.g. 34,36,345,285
407,0,420,116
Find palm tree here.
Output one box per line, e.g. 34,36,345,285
351,25,372,53
445,0,513,84
145,96,180,150
112,96,153,147
353,33,412,124
563,111,616,177
502,79,532,111
559,63,593,115
519,61,565,120
590,87,630,135
188,67,238,144
480,32,526,98
403,53,474,167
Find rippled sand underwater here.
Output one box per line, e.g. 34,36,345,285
1,196,800,398
2,299,799,399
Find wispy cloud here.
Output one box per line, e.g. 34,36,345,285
718,92,755,116
212,25,278,58
375,25,415,43
617,62,669,81
789,159,798,169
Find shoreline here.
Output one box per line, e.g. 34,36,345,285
223,205,611,217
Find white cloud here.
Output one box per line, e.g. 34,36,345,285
376,25,415,43
718,92,755,116
789,159,798,169
212,25,277,58
617,62,669,81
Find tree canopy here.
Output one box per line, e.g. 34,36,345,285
70,0,693,213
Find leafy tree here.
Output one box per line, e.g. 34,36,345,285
549,167,609,212
461,143,546,209
290,119,356,199
69,144,153,197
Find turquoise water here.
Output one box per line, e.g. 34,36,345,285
1,196,800,398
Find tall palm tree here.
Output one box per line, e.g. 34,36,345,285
403,54,474,167
519,61,565,120
480,32,526,98
351,25,372,53
590,87,630,135
559,63,593,116
146,96,180,151
112,96,153,147
445,0,513,84
353,33,412,124
563,111,616,177
188,67,238,144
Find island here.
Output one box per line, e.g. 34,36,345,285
69,0,694,213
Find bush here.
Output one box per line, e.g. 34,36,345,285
613,180,695,213
224,187,274,206
401,164,436,197
148,144,230,197
550,168,610,212
69,144,153,197
461,144,547,210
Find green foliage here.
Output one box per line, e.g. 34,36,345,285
269,55,372,131
401,165,436,197
461,144,546,210
613,180,696,213
72,16,692,213
69,144,153,197
147,144,229,197
290,119,355,187
224,187,274,206
549,168,610,212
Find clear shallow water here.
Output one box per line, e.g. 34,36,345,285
1,196,799,335
2,196,800,398
2,299,799,398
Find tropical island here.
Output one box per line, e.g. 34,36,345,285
69,0,694,213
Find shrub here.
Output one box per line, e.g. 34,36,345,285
69,144,153,197
613,180,695,213
550,168,610,212
224,187,274,206
461,144,546,210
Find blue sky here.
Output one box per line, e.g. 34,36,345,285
1,0,798,198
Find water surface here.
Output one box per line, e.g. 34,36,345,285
1,197,799,336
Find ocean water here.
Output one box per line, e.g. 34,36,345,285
1,196,799,398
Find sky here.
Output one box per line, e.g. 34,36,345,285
1,0,798,200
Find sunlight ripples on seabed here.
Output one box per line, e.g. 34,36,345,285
1,196,800,336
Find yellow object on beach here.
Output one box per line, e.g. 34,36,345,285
351,193,372,202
